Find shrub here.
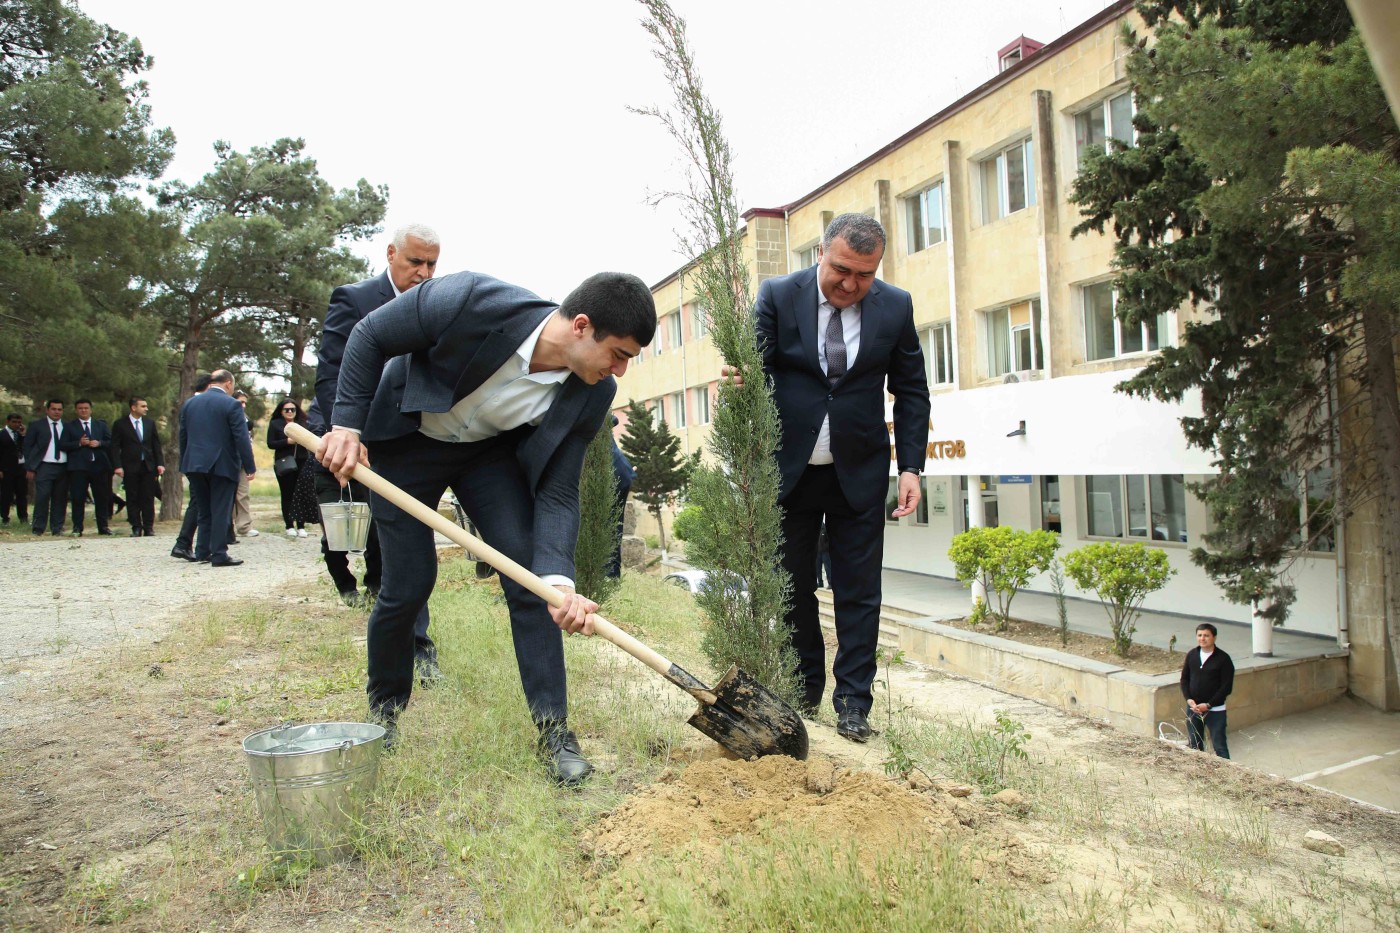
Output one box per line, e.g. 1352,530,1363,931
1062,542,1175,657
671,503,702,543
947,526,1060,630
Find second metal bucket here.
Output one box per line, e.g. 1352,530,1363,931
320,487,371,554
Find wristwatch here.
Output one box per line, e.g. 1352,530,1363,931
898,466,921,476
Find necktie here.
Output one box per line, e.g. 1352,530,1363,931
825,305,847,384
50,421,59,460
135,418,142,442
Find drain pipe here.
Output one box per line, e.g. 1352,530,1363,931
1329,350,1350,649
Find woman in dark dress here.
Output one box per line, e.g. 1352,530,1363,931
266,398,310,536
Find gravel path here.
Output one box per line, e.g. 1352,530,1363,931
0,530,325,698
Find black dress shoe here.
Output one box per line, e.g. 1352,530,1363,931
836,708,873,743
130,528,142,537
539,723,593,786
170,546,196,561
98,529,113,536
210,557,243,567
416,656,443,687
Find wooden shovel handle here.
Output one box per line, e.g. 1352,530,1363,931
284,423,712,700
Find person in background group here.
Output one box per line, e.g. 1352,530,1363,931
815,519,832,589
727,213,930,743
1181,622,1234,759
267,398,309,537
0,413,27,527
178,369,255,567
171,373,213,560
111,396,164,536
231,390,259,539
23,399,70,536
606,418,633,579
61,399,113,536
312,223,441,676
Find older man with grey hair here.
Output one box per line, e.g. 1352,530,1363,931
310,224,441,672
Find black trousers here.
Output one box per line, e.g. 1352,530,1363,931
68,469,112,534
314,470,433,663
365,431,563,721
780,464,886,715
276,468,302,528
188,472,236,562
0,467,27,523
123,467,159,534
32,462,69,534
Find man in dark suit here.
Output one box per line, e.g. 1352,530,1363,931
110,396,165,537
313,225,440,680
23,399,70,536
60,399,114,536
179,369,256,566
753,213,930,742
318,269,656,783
170,374,212,559
0,413,27,527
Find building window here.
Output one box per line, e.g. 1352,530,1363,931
924,322,953,386
1085,474,1188,542
665,312,683,350
905,181,945,253
983,299,1042,378
913,476,930,526
979,138,1035,222
1082,281,1171,361
1280,464,1336,553
652,398,665,427
651,325,663,356
691,385,711,425
670,391,687,429
796,243,820,269
1041,475,1061,532
1075,91,1135,161
690,302,708,340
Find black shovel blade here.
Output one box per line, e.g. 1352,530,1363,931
686,665,809,761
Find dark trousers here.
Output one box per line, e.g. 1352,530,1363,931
188,472,236,563
276,468,303,528
175,494,198,550
32,462,69,534
1187,708,1230,759
123,467,159,534
366,431,563,722
68,469,112,534
780,464,886,715
314,470,433,662
606,483,630,577
1,468,27,523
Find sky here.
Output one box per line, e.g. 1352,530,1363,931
81,0,1117,303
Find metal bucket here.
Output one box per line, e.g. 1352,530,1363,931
320,488,371,554
242,721,385,863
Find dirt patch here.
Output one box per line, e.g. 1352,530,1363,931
581,754,964,868
939,614,1180,674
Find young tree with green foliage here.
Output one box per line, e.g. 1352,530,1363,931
1071,0,1400,680
618,398,690,551
575,421,622,608
1063,542,1175,657
151,138,386,516
947,527,1060,631
0,0,176,407
634,0,797,702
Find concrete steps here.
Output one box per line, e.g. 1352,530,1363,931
816,588,908,649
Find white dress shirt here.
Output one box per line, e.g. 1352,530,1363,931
130,415,144,441
43,418,66,464
808,286,862,465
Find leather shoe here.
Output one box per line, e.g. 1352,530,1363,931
836,708,873,743
338,589,361,608
170,547,196,561
539,723,593,786
130,529,142,537
210,557,244,567
416,656,443,687
98,529,113,536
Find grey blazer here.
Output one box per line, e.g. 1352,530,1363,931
333,271,617,579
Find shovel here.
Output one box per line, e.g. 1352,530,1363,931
285,424,808,761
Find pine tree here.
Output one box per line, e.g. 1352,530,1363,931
618,398,688,551
575,420,622,607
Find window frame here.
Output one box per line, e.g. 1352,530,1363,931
982,299,1042,379
1074,90,1136,163
665,312,683,350
904,180,946,254
795,243,820,270
1081,280,1173,362
691,385,711,425
1082,474,1189,544
979,137,1036,223
923,321,954,386
689,302,708,341
670,390,687,429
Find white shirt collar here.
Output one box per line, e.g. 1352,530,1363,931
387,270,401,298
515,313,570,383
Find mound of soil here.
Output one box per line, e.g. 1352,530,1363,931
581,754,961,866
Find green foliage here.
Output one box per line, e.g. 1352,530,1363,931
670,502,702,542
947,526,1059,631
635,0,796,704
574,420,622,608
0,0,176,408
1050,558,1070,647
1070,0,1400,637
618,398,689,551
922,711,1031,794
1063,542,1175,657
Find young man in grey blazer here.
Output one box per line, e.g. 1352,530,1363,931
319,270,655,784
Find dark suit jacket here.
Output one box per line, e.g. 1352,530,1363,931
315,271,396,428
59,418,112,473
22,418,66,472
755,267,930,511
179,387,257,481
0,426,22,473
110,415,163,475
334,271,616,580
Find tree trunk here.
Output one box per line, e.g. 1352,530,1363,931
290,309,312,401
1359,300,1400,692
159,312,202,521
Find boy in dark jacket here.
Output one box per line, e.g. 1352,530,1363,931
1180,622,1234,758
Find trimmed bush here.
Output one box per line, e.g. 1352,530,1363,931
1062,542,1175,657
947,526,1060,631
